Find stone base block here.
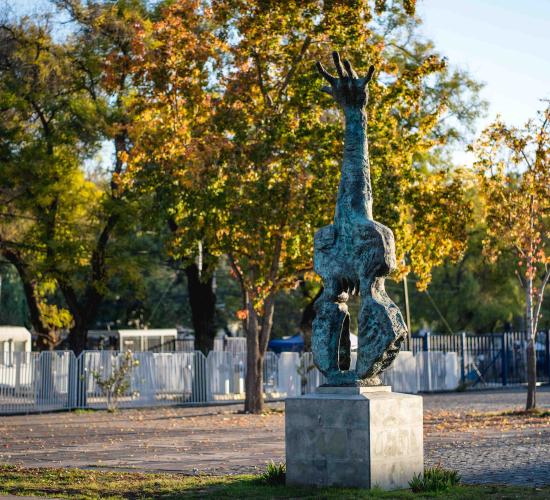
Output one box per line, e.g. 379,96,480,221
285,388,423,490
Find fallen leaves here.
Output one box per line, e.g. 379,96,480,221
425,408,550,434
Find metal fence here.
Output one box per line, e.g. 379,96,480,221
2,331,548,414
410,331,550,388
1,349,462,415
0,351,73,414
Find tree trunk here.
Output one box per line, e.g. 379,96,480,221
60,283,91,356
525,339,537,410
525,278,537,410
1,249,56,350
185,262,217,355
300,286,323,352
244,293,277,414
36,351,58,403
68,322,88,356
244,301,263,413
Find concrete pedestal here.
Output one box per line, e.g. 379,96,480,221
285,386,423,490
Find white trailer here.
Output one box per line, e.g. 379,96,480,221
87,329,178,351
0,327,33,390
0,326,31,359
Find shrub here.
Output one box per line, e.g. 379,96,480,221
409,466,461,493
91,351,139,412
258,461,286,485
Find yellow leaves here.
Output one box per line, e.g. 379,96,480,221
36,281,73,331
117,150,129,165
472,104,549,296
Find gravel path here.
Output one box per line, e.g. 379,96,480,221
1,386,549,486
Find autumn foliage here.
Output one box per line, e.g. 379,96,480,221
472,104,550,409
4,0,532,415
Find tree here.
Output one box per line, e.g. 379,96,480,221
472,104,550,410
0,1,154,353
401,222,525,335
211,0,484,413
48,0,150,353
124,0,227,354
0,14,100,349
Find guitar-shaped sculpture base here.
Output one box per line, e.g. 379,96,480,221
312,53,407,386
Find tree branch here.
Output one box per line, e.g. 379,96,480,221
278,35,312,99
533,265,550,334
387,41,423,64
515,269,526,289
228,253,247,310
58,279,84,327
251,49,273,108
0,247,49,335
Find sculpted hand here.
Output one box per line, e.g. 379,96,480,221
316,51,375,110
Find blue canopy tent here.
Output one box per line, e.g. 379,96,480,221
268,334,304,353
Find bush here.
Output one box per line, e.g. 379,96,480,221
409,466,461,493
258,461,286,485
91,351,139,412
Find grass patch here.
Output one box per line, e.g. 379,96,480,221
258,461,286,485
1,465,549,499
409,466,461,492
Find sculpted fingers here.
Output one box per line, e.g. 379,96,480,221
343,59,358,79
316,61,336,85
358,65,375,88
332,51,347,78
364,64,375,83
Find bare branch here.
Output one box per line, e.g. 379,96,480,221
519,148,534,170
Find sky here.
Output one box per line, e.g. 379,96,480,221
7,0,550,161
417,0,550,130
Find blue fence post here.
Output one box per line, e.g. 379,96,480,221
460,332,466,385
502,333,508,386
545,330,550,382
422,332,431,352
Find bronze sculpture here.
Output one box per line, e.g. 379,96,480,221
312,52,407,386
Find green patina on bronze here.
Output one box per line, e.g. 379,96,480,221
312,52,407,386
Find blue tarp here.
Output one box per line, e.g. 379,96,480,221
268,334,304,353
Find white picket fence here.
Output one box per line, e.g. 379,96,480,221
0,350,460,415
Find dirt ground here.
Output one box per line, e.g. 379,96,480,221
1,386,549,486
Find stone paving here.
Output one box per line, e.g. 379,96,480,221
0,386,549,486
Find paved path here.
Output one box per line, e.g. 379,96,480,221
1,386,549,486
422,386,550,412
